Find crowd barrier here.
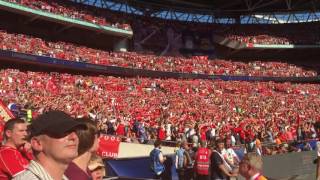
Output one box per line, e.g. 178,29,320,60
102,136,319,179
105,155,178,180
103,150,316,180
263,151,316,179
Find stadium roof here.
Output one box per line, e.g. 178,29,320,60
73,0,320,24
130,0,320,13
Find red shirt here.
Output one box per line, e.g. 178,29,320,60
158,128,166,140
65,162,90,180
0,146,29,180
116,124,125,136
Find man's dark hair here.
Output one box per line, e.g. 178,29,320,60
314,121,320,129
154,139,162,147
216,138,225,145
4,118,26,139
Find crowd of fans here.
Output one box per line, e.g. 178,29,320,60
227,34,290,45
6,0,131,30
0,30,317,77
218,24,320,45
1,1,320,179
4,0,320,48
1,68,320,156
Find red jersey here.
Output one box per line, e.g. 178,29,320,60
0,146,29,180
116,124,125,136
158,128,166,140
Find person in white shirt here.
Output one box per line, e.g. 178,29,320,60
222,138,240,169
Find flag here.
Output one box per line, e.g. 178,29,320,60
0,100,14,121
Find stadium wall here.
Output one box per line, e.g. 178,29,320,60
105,150,316,180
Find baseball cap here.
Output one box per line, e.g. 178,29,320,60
88,155,105,176
88,161,105,171
29,110,86,138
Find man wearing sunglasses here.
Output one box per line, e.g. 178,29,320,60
13,110,86,180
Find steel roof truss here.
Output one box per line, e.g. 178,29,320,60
285,0,292,10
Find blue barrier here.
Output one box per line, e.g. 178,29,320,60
105,156,178,180
294,140,318,151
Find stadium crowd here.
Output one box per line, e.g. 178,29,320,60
1,69,320,154
4,0,320,48
218,24,320,45
226,34,290,45
6,0,131,30
0,30,317,77
0,0,319,179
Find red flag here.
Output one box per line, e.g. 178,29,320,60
97,135,121,159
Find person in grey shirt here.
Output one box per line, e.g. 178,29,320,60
13,110,85,180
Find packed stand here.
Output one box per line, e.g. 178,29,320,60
1,69,320,155
6,0,131,30
0,30,317,77
227,34,290,45
217,24,320,45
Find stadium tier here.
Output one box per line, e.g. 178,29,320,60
4,0,131,31
1,68,320,141
0,30,317,77
215,23,320,45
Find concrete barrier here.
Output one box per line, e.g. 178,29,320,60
117,142,176,158
115,142,317,179
262,151,316,180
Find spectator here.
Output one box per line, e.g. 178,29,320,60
13,110,86,180
210,139,238,180
150,140,166,179
175,141,193,180
0,118,29,180
88,155,106,180
65,117,99,180
239,153,268,180
222,138,240,174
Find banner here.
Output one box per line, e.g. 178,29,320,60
97,135,121,159
0,100,14,122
